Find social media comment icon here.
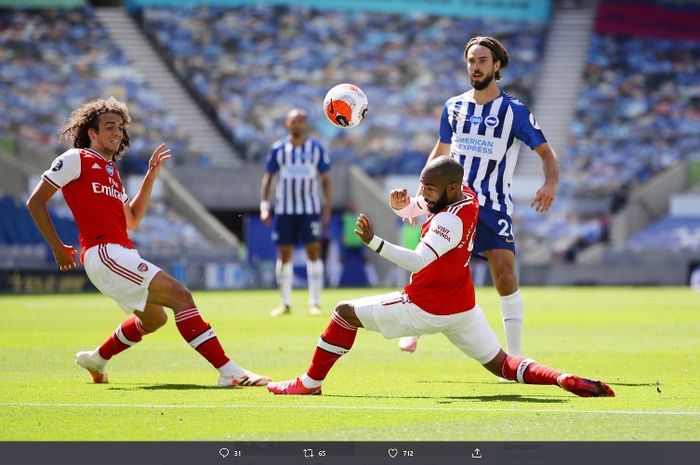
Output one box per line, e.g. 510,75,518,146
219,447,230,458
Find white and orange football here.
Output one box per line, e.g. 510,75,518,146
322,83,368,128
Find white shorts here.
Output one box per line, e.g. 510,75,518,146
353,291,501,364
83,243,161,313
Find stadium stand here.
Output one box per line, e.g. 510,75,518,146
565,34,700,199
523,0,700,262
136,5,548,168
0,188,212,256
0,6,232,277
0,6,197,172
626,216,700,252
0,194,78,247
126,199,212,251
1,0,698,286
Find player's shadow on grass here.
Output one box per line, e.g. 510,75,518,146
608,382,658,387
327,393,566,404
107,384,218,391
417,380,514,385
440,394,565,404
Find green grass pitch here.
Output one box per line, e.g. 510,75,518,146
1,287,698,441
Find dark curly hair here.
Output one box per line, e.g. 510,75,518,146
464,36,509,81
60,97,131,160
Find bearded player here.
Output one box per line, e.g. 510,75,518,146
267,157,612,398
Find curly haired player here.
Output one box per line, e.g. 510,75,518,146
27,97,269,388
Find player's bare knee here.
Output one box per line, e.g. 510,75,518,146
334,302,351,318
334,303,360,327
171,283,195,311
135,307,167,332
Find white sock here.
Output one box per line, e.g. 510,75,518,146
91,349,108,367
218,360,245,380
276,260,293,307
306,259,324,307
501,289,524,356
301,373,323,389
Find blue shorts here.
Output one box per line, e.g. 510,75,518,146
472,207,516,259
272,214,322,245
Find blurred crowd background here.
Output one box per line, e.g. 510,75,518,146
1,0,699,290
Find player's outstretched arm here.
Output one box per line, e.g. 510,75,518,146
354,212,460,273
125,143,172,230
26,179,77,270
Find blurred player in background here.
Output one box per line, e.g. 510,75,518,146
398,36,559,357
26,97,269,387
267,158,611,397
260,108,332,317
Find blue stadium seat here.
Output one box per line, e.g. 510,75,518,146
0,6,198,171
138,5,547,171
627,217,700,251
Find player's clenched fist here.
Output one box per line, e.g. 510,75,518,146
389,188,410,210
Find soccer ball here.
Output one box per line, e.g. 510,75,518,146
323,83,368,128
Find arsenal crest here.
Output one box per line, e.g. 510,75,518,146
106,164,114,176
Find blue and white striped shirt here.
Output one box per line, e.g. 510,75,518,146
439,90,546,216
265,137,330,215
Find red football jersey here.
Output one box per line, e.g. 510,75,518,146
404,190,479,315
43,148,134,262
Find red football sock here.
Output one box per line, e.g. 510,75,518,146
174,307,230,369
98,315,151,360
501,355,562,385
306,312,358,381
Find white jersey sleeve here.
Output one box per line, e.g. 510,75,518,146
367,234,437,273
365,211,463,273
42,149,81,189
393,196,430,219
421,211,463,258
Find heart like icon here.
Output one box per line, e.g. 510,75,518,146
387,448,398,458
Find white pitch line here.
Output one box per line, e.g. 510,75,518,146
0,402,698,417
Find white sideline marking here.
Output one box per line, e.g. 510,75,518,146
0,402,698,417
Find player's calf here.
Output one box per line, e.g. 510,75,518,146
497,354,614,397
